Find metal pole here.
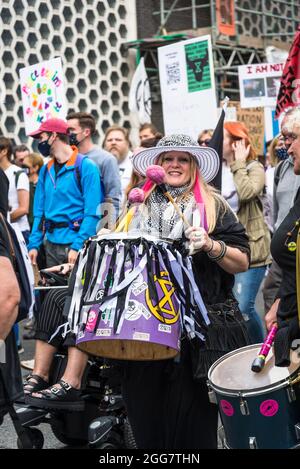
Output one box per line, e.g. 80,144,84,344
191,0,197,29
160,0,165,30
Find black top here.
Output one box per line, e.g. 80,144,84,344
54,160,65,175
270,188,300,365
192,201,250,305
0,169,9,218
271,189,300,324
0,223,23,408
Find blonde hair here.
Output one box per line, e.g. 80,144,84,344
268,135,281,167
25,152,44,172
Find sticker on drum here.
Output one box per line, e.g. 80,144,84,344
133,331,150,341
101,308,112,324
132,274,148,296
260,399,279,417
125,300,143,321
158,324,172,334
220,399,234,417
96,328,111,337
138,303,152,320
85,310,98,332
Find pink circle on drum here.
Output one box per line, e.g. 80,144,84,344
220,399,234,417
260,399,279,417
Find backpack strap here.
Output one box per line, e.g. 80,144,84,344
43,154,86,194
14,170,25,189
73,153,86,194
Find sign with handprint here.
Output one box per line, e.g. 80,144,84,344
20,57,67,135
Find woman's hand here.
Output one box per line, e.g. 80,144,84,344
232,139,250,163
185,226,213,254
265,298,280,331
43,263,74,275
97,228,111,236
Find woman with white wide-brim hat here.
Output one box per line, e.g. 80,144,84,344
121,134,250,449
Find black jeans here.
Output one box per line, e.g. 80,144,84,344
121,341,218,449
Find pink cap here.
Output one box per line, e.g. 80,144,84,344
29,118,69,138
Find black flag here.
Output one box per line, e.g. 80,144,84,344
208,108,225,191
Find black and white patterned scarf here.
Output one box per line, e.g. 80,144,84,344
132,184,194,239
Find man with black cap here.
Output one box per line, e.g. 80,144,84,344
27,117,103,267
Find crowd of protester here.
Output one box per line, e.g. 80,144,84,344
1,106,300,449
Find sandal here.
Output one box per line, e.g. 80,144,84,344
23,374,49,396
25,379,85,411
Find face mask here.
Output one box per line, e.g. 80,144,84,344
275,147,289,161
38,137,51,157
69,133,80,147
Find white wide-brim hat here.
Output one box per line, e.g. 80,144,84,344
131,134,220,183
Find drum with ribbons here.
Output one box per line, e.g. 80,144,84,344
67,232,209,361
207,343,300,449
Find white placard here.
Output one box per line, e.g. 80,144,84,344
158,35,218,139
238,62,284,109
20,57,67,135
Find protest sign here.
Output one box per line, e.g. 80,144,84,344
20,57,67,135
158,35,217,139
238,62,284,109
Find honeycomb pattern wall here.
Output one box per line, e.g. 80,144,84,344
236,0,300,43
0,0,134,144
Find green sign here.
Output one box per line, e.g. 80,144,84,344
185,40,211,93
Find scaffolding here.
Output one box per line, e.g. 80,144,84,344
130,0,300,103
154,0,300,99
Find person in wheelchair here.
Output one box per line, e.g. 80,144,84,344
23,263,89,411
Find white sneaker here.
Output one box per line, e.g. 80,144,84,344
20,359,35,371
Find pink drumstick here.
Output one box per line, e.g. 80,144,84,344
146,165,166,185
251,324,278,373
128,188,145,204
146,165,191,228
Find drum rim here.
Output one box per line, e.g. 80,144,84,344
92,231,174,244
207,343,300,397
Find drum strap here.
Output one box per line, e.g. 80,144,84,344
84,252,148,308
68,248,88,333
84,244,107,305
83,243,103,302
297,225,300,326
113,243,129,333
80,242,98,307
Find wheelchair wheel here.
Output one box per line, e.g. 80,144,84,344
95,430,123,450
17,428,44,449
51,420,88,447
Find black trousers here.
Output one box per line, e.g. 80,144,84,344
121,341,218,450
34,288,75,348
